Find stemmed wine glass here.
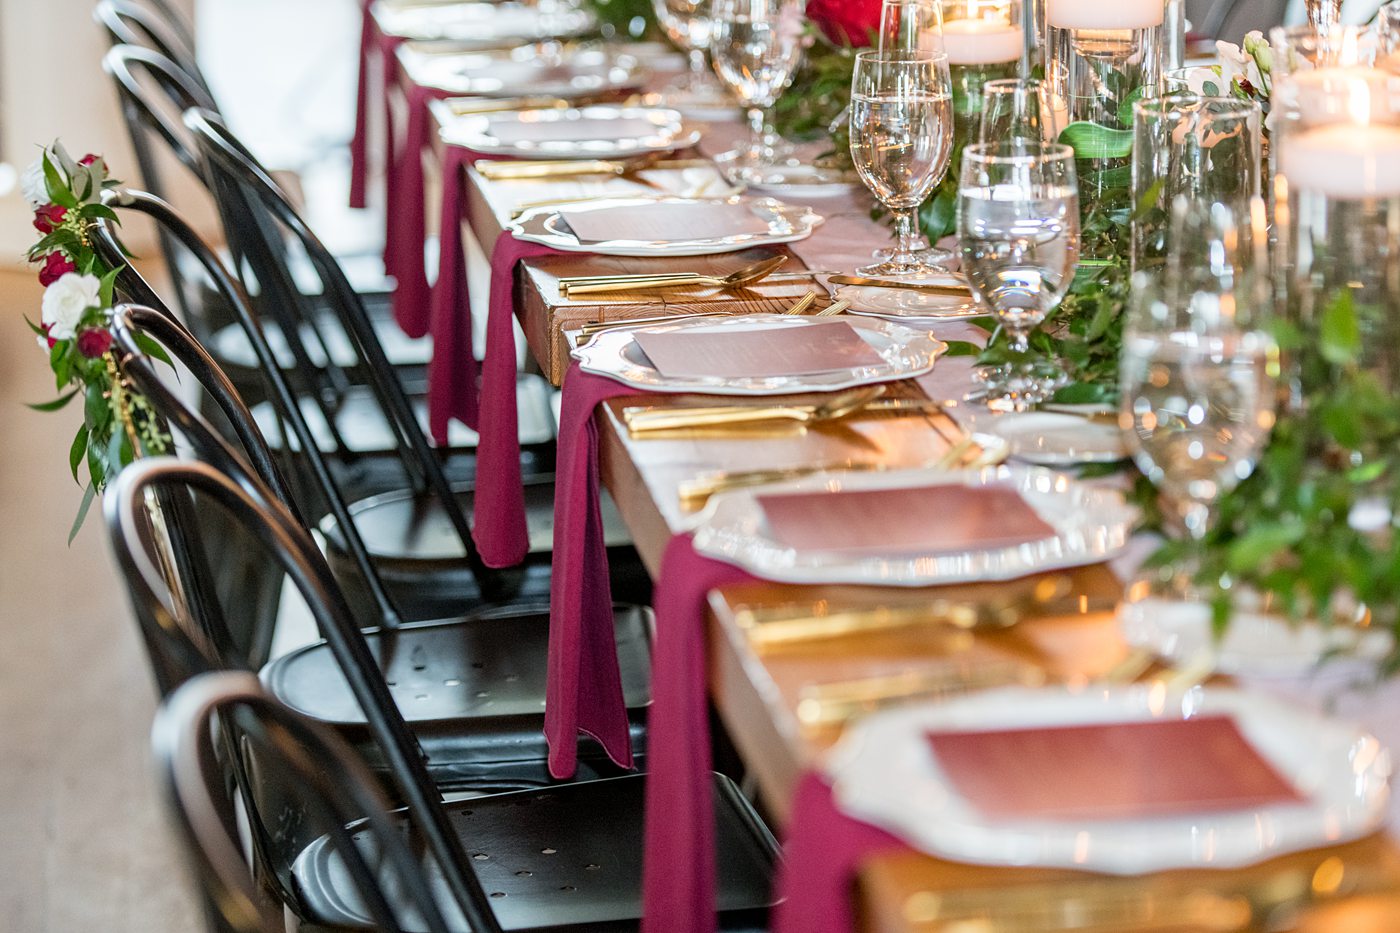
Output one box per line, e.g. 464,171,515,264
652,0,731,111
849,50,954,277
1119,198,1278,601
709,0,807,184
979,78,1059,146
957,141,1079,411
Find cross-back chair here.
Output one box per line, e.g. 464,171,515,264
109,299,652,789
110,457,777,931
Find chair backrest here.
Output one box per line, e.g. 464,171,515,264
95,0,207,96
100,43,222,332
153,669,451,933
92,191,420,630
181,107,505,599
108,457,503,933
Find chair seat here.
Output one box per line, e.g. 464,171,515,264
292,774,777,931
209,313,432,372
321,476,631,567
252,373,557,456
262,604,652,786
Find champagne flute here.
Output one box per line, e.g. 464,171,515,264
1119,198,1278,600
957,141,1079,411
849,50,955,277
709,0,807,183
979,78,1059,146
652,0,731,110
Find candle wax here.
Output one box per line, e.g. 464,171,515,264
1046,0,1163,30
1280,122,1400,199
942,18,1024,65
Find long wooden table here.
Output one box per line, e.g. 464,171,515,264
388,40,1400,931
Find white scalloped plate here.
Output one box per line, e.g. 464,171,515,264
828,685,1389,874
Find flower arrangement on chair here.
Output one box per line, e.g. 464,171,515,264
22,143,170,539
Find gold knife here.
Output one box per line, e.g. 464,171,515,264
735,593,1120,649
828,274,973,296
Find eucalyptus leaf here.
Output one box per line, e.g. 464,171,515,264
69,425,88,482
67,484,96,545
27,390,78,413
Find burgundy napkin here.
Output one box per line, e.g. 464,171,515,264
640,534,760,933
349,4,402,211
384,81,450,335
349,0,375,209
427,146,482,436
545,363,639,778
772,773,906,933
470,231,566,567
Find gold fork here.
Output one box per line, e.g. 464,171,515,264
781,292,818,315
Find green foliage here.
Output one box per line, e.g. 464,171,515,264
581,0,658,38
770,26,858,162
23,142,171,540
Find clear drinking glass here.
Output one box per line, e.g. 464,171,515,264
652,0,731,110
849,50,955,277
957,141,1080,411
978,77,1059,145
1130,94,1262,283
879,0,944,54
1269,24,1374,80
1120,198,1278,593
709,0,807,183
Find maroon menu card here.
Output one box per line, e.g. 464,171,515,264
925,716,1305,822
632,321,883,379
756,484,1056,555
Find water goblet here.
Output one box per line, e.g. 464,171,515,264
849,49,955,277
709,0,807,184
957,140,1079,411
652,0,732,111
978,77,1059,145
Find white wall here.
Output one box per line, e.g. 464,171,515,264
0,0,203,266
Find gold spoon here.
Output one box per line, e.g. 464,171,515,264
561,255,789,296
625,384,888,433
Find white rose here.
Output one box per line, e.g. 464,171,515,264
19,156,49,209
41,272,102,340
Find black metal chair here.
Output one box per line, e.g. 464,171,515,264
98,43,421,394
111,458,778,931
178,108,651,620
154,670,454,933
95,0,207,96
109,300,651,789
91,185,478,507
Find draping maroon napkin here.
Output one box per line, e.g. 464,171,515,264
756,484,1057,555
640,534,760,933
926,716,1304,822
772,773,906,933
545,363,639,778
631,321,883,380
349,0,377,209
471,231,565,567
427,146,482,436
385,81,451,335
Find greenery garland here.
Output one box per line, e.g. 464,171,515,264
22,143,171,540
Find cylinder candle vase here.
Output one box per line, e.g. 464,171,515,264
1045,0,1170,259
941,0,1024,136
1275,67,1400,396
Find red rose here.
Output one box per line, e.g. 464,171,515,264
33,203,68,234
38,323,57,350
79,153,101,166
37,252,76,287
806,0,882,46
76,327,114,359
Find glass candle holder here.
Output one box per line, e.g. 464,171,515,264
1045,0,1168,259
1131,94,1262,283
940,0,1024,135
1274,67,1400,395
1269,24,1375,81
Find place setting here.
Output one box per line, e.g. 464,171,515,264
441,104,703,160
399,41,649,100
371,0,595,45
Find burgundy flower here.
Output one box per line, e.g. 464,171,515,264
37,252,76,287
79,153,101,166
75,327,114,359
807,0,882,46
33,203,68,234
38,323,57,350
